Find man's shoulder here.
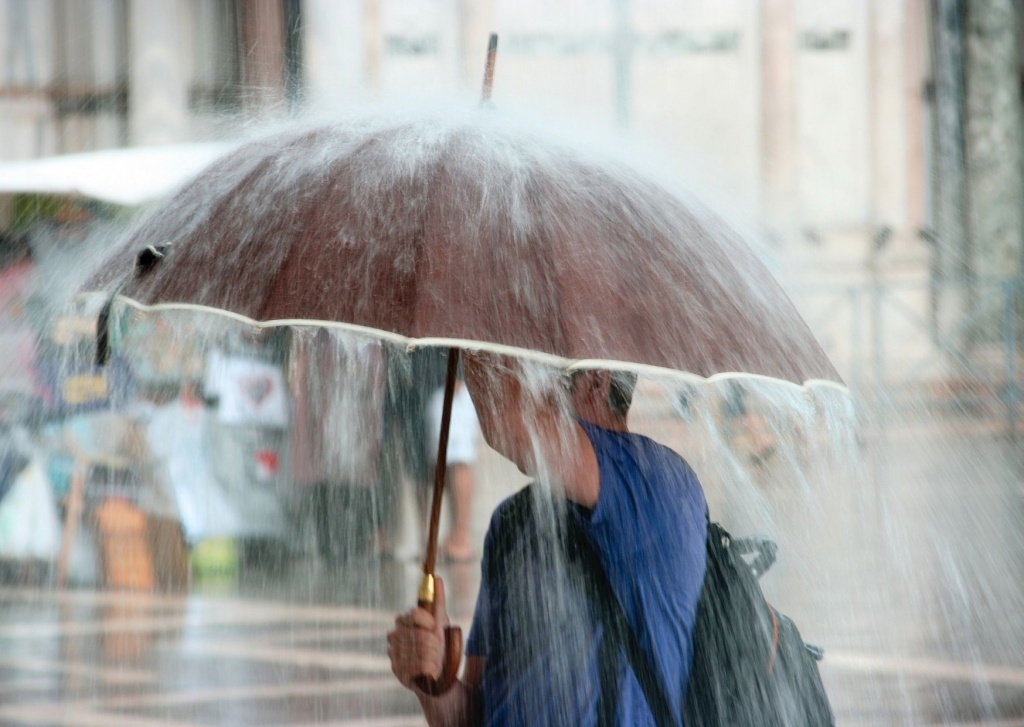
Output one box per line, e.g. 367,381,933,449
481,486,542,575
605,429,700,479
583,423,691,465
489,485,535,533
651,439,699,477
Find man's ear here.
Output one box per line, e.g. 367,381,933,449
598,371,620,409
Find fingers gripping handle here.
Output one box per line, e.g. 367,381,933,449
413,618,463,696
413,579,462,696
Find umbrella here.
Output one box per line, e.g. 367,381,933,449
87,118,838,382
84,104,845,694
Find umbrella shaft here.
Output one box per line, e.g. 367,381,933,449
422,347,460,588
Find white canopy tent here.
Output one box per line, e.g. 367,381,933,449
0,143,233,206
0,142,293,573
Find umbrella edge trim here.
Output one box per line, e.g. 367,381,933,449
104,295,852,399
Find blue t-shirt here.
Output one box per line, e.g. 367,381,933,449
466,421,708,726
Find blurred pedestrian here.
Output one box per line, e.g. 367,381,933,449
287,328,385,562
377,347,448,557
723,382,776,466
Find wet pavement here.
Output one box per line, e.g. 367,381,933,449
812,414,1024,726
0,407,1022,726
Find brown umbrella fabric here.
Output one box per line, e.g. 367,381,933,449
87,110,840,387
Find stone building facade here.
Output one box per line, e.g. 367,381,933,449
1,0,1020,281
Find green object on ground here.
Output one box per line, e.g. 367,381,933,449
191,538,238,579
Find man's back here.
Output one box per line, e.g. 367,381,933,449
466,423,707,726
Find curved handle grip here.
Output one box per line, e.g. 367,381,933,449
412,624,463,696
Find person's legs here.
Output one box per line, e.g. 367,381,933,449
316,485,379,561
313,483,334,561
372,431,401,556
442,463,474,561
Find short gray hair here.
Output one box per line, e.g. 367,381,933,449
570,369,638,417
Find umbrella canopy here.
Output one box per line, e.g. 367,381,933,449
86,110,840,389
82,110,848,697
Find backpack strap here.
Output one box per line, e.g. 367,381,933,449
564,514,680,727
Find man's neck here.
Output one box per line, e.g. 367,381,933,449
578,411,629,432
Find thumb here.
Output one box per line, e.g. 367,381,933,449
434,576,450,629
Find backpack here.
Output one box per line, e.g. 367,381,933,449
489,486,834,726
563,513,834,727
680,521,835,726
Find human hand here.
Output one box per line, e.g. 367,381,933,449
387,576,450,690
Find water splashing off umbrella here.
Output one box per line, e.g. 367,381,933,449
83,41,846,692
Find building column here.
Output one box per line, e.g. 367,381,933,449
759,0,796,240
364,0,381,94
964,0,1023,283
905,0,930,237
869,0,909,234
929,0,971,335
611,0,633,131
239,0,287,114
302,0,366,109
128,0,188,146
456,0,495,93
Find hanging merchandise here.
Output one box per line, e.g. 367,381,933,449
0,458,61,561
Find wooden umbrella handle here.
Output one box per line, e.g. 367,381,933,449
413,614,463,695
413,349,463,694
421,350,459,576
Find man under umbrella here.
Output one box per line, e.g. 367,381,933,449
81,106,846,725
387,353,708,726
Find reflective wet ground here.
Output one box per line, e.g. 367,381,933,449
0,407,1022,726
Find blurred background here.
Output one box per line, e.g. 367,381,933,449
0,1,1021,726
1,0,1020,412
